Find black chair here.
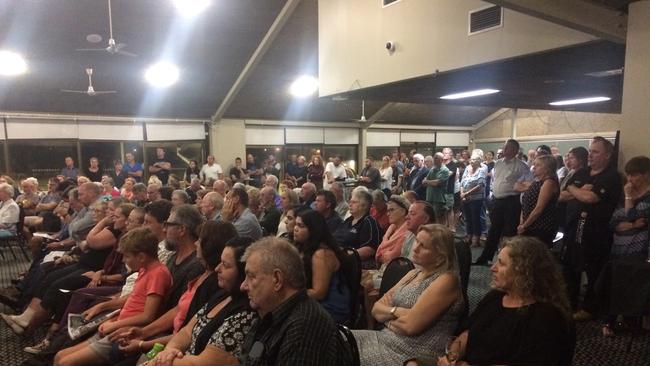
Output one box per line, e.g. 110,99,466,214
337,324,360,366
379,256,415,297
454,238,472,324
0,204,29,261
342,247,362,327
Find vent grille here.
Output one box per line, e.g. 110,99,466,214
469,6,503,35
382,0,401,7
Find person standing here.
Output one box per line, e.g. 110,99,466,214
324,155,347,190
197,154,222,184
564,137,622,321
474,139,532,265
307,155,325,190
110,160,127,189
123,152,144,183
518,155,560,246
359,157,381,191
149,147,172,185
245,154,263,188
60,157,79,181
423,152,450,224
442,148,459,232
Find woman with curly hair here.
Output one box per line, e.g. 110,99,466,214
436,236,573,366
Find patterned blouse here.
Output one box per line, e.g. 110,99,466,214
187,303,257,357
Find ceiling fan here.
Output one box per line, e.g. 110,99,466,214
352,100,367,122
61,68,117,96
76,0,138,57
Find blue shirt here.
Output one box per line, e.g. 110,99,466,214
123,162,144,182
60,167,79,180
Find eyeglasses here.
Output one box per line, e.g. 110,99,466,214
163,221,183,228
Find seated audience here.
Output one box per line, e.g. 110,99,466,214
23,177,63,236
101,176,121,199
132,183,149,207
17,178,41,216
121,178,136,201
171,190,190,206
330,182,349,220
353,224,464,365
199,191,223,221
400,201,436,260
375,195,411,265
143,236,256,366
247,187,261,217
0,183,20,237
370,190,390,232
314,190,342,235
221,187,262,240
258,187,281,236
276,189,299,237
335,189,381,266
238,237,352,365
518,155,560,245
436,236,573,366
300,182,317,210
293,209,351,323
53,227,173,366
212,180,228,197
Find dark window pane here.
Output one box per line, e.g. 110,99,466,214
8,140,78,183
323,145,358,174
145,142,205,183
80,141,121,176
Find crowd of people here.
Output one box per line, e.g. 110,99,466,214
0,137,645,366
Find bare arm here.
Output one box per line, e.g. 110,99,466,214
519,180,558,231
307,249,336,301
100,294,164,336
86,221,118,250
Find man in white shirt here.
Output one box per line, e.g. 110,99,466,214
199,155,223,184
324,155,347,190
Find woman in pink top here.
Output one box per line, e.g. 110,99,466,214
375,196,411,265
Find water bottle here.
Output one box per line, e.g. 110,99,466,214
146,343,165,360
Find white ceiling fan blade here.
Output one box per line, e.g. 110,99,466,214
107,0,114,40
76,48,106,52
93,90,117,94
61,89,88,94
117,49,138,57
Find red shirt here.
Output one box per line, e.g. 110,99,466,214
172,275,204,333
371,206,390,232
118,261,172,320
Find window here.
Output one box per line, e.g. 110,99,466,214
246,146,285,179
367,147,398,167
144,141,205,183
8,140,78,183
400,143,435,158
323,145,358,174
80,141,122,176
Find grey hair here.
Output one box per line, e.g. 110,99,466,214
242,237,306,290
172,189,189,204
203,191,224,210
352,189,372,212
265,174,279,188
81,182,102,197
0,183,14,197
171,204,204,240
371,189,387,202
281,189,299,207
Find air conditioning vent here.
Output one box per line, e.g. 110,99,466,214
382,0,401,8
469,6,503,35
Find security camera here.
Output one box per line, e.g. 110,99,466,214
385,41,395,52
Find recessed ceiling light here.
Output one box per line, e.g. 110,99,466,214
86,34,103,43
289,76,318,97
172,0,210,16
0,51,27,76
440,88,499,100
144,62,179,87
549,96,611,106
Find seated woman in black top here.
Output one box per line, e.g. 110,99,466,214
436,236,573,366
335,189,381,268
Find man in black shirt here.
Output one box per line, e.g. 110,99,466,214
563,137,622,320
314,190,343,234
442,147,458,229
239,237,352,366
149,147,172,185
359,157,381,191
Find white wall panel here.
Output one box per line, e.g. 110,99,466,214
400,131,435,143
6,119,78,139
367,131,400,147
245,127,284,145
146,123,205,141
285,127,324,144
0,123,5,139
324,128,359,144
78,122,143,141
436,132,469,146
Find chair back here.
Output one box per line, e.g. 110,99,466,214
454,238,471,295
342,247,362,326
379,256,414,297
337,324,360,366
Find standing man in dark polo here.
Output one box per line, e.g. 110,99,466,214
359,157,381,191
474,139,532,265
149,147,172,185
564,136,622,320
238,237,351,366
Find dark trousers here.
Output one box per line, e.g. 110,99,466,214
462,199,484,237
478,195,521,262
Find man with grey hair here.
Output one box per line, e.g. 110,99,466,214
147,183,162,202
258,186,280,236
69,182,102,242
239,237,351,366
407,153,429,200
200,154,223,184
0,183,19,237
171,189,189,206
163,204,204,309
300,182,317,210
264,174,279,190
329,182,349,219
200,191,224,221
422,152,450,223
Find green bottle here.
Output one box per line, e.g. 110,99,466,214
146,342,165,360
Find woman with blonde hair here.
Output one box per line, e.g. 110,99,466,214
380,156,393,194
353,224,464,365
436,236,572,366
518,155,559,245
276,189,299,237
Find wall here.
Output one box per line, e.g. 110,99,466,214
318,0,595,96
210,119,246,172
